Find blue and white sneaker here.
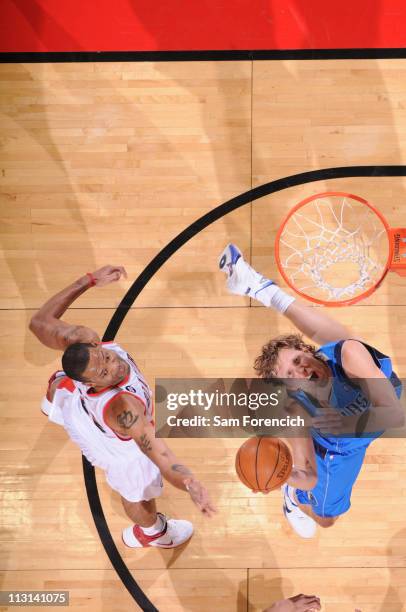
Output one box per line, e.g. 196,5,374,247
282,483,317,539
218,243,275,300
218,243,242,275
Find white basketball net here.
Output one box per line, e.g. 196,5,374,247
277,194,389,302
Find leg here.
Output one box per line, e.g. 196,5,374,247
121,495,194,548
219,243,354,345
295,499,338,528
118,461,193,549
292,443,368,533
121,496,157,528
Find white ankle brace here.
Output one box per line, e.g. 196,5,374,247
254,283,295,313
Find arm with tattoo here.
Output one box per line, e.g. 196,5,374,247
105,393,217,516
105,393,196,491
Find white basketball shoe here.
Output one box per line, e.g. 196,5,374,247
218,243,275,299
282,484,317,539
122,513,193,549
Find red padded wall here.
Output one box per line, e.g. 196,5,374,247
1,0,406,53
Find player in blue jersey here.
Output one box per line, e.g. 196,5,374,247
219,244,404,538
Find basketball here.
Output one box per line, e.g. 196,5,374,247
235,437,293,493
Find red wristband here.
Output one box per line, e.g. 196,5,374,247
86,272,96,287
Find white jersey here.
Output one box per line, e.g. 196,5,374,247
74,341,154,441
42,342,162,502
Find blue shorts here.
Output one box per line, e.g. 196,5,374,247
295,440,370,518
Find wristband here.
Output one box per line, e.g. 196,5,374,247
86,272,96,287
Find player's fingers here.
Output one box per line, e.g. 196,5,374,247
201,502,215,517
116,265,128,279
292,594,320,603
313,410,341,419
302,596,321,608
312,422,339,431
107,265,127,280
319,401,334,410
318,428,340,435
203,505,216,517
312,416,341,427
316,410,340,420
203,494,217,514
304,595,321,605
313,423,342,432
200,492,216,515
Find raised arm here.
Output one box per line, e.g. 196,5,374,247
284,435,318,491
339,340,404,432
283,300,354,346
29,265,127,350
105,393,216,517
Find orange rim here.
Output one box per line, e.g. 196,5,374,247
274,191,392,307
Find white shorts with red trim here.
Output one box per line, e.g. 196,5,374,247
42,377,163,503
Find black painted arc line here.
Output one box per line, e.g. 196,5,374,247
103,164,406,341
82,456,158,612
1,47,406,63
86,164,406,610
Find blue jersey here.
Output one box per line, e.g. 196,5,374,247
288,339,402,453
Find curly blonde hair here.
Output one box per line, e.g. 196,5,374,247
254,333,320,378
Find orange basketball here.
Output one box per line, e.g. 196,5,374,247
235,437,293,493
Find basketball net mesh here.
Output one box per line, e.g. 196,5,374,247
278,195,389,302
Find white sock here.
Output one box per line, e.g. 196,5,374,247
254,282,296,313
142,514,165,536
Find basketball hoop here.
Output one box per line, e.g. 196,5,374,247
275,192,406,306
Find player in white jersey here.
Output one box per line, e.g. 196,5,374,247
30,265,216,549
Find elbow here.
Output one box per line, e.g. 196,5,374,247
29,314,39,334
29,313,44,339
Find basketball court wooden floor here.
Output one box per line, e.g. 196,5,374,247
1,59,406,610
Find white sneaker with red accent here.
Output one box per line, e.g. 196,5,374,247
122,513,193,549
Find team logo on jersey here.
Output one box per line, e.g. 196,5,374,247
125,385,138,394
307,492,318,507
340,392,369,415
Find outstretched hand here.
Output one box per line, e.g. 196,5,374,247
311,402,343,435
90,265,128,287
184,477,217,517
263,593,321,612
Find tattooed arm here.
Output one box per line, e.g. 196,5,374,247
105,393,216,516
